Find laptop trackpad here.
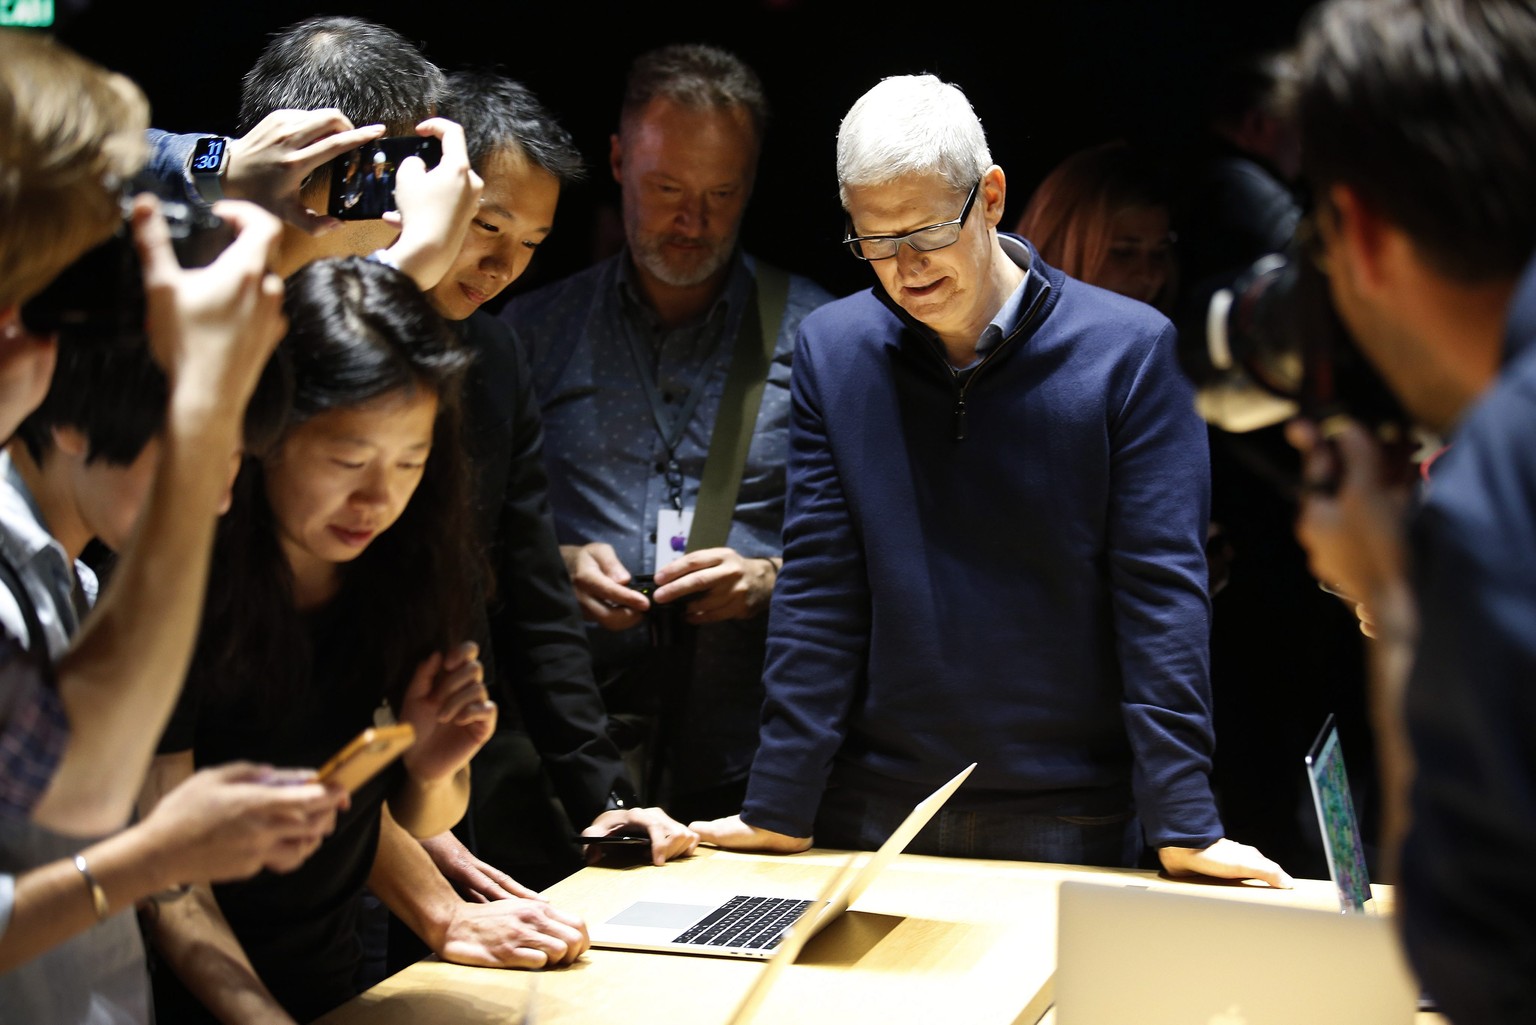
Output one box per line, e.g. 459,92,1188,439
607,902,717,929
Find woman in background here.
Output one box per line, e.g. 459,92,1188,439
1015,141,1178,311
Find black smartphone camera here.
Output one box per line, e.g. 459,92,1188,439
326,136,443,221
20,184,233,344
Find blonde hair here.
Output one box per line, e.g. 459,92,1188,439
0,30,149,309
1015,141,1170,294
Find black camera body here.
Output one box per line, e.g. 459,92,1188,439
627,574,699,649
627,574,704,604
1179,242,1409,442
19,189,232,344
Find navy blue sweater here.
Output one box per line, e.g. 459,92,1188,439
741,244,1222,847
1397,256,1536,1023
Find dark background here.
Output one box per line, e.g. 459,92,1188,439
53,0,1317,301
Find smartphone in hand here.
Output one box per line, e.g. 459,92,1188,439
326,136,443,220
316,724,416,793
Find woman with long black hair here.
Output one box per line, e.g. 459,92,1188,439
140,255,586,1024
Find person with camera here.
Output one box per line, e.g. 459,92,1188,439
0,28,352,1024
693,74,1288,889
426,71,699,895
1279,1,1536,1020
500,44,833,822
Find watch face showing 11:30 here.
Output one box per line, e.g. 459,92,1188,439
191,137,226,173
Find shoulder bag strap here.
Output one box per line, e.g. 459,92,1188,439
687,263,790,552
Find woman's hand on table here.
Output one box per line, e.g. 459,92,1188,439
1158,838,1294,888
688,814,812,854
437,896,589,969
579,807,700,866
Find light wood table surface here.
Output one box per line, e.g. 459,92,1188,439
316,846,1443,1025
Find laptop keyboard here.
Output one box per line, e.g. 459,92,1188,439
673,895,814,950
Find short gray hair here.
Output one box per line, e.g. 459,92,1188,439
620,43,769,146
836,75,992,207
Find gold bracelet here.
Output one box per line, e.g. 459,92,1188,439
73,854,109,920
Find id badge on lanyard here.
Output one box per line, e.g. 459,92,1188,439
655,506,695,570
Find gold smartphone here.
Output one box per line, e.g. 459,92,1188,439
315,724,416,794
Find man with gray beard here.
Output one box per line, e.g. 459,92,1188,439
501,44,830,821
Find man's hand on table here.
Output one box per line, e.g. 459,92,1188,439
688,814,812,853
1158,838,1294,889
579,807,700,865
437,897,589,969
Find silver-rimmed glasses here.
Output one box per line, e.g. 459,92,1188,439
842,180,980,261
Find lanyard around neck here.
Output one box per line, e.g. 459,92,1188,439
622,311,726,510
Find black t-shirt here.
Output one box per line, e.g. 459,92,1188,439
157,601,403,1024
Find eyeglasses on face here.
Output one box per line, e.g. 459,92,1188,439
842,180,980,261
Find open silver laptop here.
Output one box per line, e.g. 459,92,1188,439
721,852,863,1025
590,762,976,959
1055,881,1419,1024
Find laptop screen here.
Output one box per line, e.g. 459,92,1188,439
1304,714,1373,913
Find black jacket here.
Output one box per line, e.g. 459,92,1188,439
458,310,631,824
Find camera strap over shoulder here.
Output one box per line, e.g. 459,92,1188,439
687,262,788,553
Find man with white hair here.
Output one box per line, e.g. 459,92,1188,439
695,75,1287,885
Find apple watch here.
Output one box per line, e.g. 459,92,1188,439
188,136,230,204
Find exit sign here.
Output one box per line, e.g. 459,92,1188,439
0,1,55,27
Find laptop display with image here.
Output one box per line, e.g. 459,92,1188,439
1305,713,1374,913
589,762,976,960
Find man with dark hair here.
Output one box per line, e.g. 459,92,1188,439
146,15,476,289
1,345,170,658
501,44,833,821
1283,1,1536,1020
422,71,695,893
236,16,445,139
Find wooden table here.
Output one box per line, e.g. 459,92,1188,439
316,847,1440,1025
